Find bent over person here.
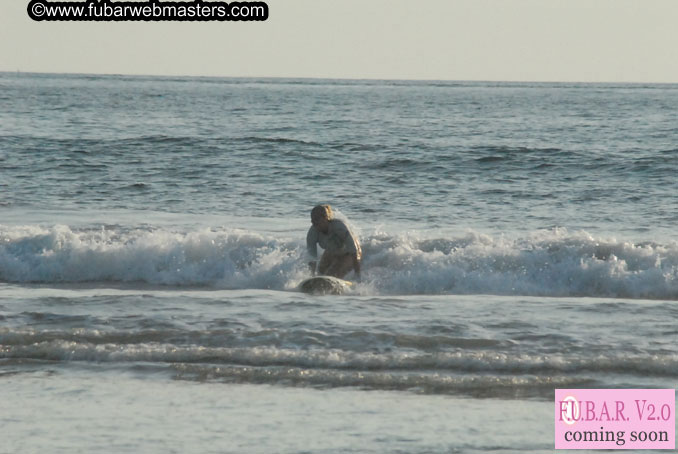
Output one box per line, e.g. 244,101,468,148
306,204,362,280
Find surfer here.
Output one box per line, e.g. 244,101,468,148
306,204,362,281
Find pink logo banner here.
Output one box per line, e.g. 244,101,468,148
555,389,675,450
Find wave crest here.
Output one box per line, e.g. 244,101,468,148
1,225,677,299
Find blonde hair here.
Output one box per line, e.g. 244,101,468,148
311,204,333,222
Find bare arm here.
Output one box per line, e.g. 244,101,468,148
352,253,361,282
306,227,318,259
306,227,318,276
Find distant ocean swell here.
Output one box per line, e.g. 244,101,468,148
1,224,677,299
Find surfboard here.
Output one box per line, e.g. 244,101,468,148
298,276,353,295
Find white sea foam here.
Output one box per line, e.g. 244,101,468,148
1,225,677,299
363,228,678,299
0,224,305,289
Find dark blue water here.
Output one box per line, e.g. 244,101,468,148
2,73,677,236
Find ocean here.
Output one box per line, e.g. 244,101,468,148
1,72,677,453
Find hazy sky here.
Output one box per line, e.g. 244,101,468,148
1,0,677,82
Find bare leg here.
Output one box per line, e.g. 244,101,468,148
318,252,355,279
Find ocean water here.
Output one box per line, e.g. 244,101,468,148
1,72,677,453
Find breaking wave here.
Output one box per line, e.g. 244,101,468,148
1,224,677,299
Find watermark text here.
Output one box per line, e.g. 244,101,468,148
28,0,269,22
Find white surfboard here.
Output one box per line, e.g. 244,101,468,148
298,276,353,295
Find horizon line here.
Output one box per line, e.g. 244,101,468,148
2,69,677,86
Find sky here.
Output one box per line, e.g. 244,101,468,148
1,0,677,83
